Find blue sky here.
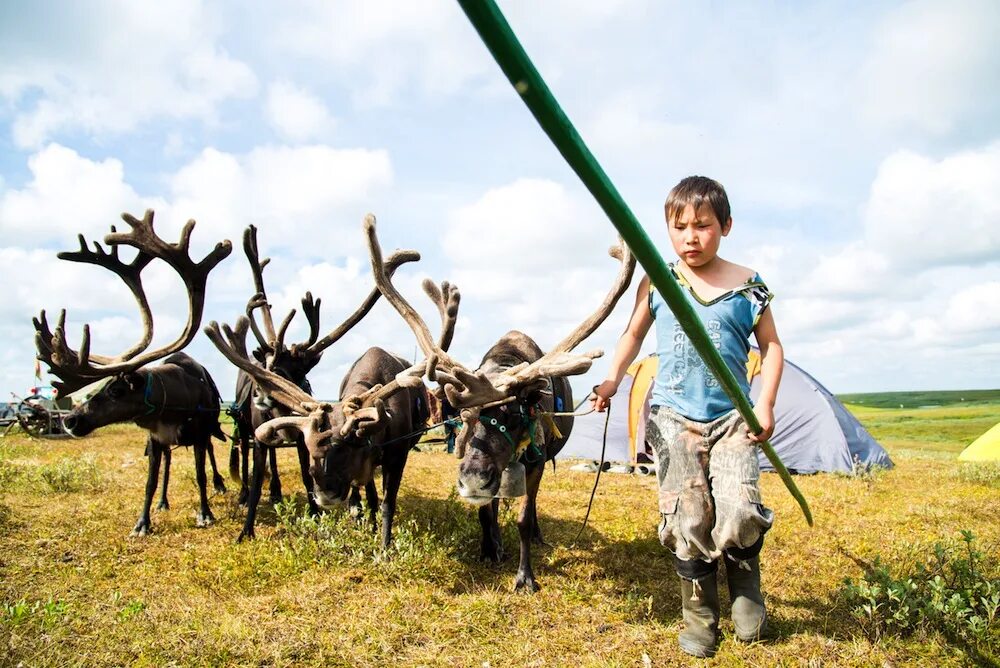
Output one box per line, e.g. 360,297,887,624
1,0,998,401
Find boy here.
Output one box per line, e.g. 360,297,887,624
591,176,783,658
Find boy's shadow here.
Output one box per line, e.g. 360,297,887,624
544,524,847,641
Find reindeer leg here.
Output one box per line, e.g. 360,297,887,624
132,436,162,537
514,463,545,593
479,498,504,563
267,446,283,504
157,446,171,511
379,450,409,549
296,443,320,517
238,436,250,506
365,480,380,530
238,443,267,541
530,492,546,546
207,440,227,494
348,485,363,521
193,442,215,528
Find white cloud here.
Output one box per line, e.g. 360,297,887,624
858,0,1000,134
1,0,257,147
863,143,1000,268
0,144,149,243
265,81,337,143
271,0,491,106
440,178,638,374
911,281,1000,344
797,243,892,298
166,144,394,254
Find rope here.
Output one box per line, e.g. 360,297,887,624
571,399,611,546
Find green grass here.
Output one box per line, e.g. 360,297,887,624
844,402,996,455
837,389,1000,409
1,402,998,666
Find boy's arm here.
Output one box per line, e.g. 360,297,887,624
749,306,783,442
591,275,653,412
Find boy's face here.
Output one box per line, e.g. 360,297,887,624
666,203,731,268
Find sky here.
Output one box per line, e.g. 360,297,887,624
1,0,998,403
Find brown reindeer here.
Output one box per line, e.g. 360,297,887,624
226,224,420,541
205,218,456,548
367,215,635,591
33,210,232,536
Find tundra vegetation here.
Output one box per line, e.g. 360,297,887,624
1,397,998,666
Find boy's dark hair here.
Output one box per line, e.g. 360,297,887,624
664,176,731,227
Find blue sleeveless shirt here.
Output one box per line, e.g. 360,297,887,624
649,265,772,422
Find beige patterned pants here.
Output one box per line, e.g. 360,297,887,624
647,405,774,563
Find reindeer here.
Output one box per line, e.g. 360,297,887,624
205,219,454,547
367,216,635,591
33,210,232,536
225,224,420,540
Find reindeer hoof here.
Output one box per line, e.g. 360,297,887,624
481,545,504,563
130,522,151,537
196,511,216,528
213,478,227,494
269,493,283,505
156,500,170,511
513,573,541,593
236,529,255,543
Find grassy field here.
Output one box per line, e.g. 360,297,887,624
1,403,998,667
837,389,1000,409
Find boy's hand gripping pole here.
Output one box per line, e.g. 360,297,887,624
456,0,812,526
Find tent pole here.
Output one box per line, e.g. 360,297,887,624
455,0,812,526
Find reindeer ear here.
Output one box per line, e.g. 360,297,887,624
517,378,550,406
124,372,145,391
252,348,266,364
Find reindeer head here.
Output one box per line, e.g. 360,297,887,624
205,228,432,509
365,215,635,505
33,210,232,436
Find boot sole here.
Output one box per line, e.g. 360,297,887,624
734,610,768,642
679,637,718,658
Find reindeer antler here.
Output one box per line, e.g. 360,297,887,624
486,238,636,393
208,217,429,446
303,248,419,357
204,317,316,413
422,279,461,353
369,214,635,409
240,224,419,368
34,210,232,395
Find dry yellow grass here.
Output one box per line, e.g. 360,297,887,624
1,407,998,667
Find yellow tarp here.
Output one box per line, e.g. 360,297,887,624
958,422,1000,462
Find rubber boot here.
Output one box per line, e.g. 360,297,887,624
678,574,720,658
725,554,767,641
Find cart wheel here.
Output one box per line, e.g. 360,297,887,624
16,403,49,438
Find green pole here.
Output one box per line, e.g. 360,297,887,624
456,0,812,526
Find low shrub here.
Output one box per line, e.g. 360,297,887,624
842,530,999,662
1,597,71,629
954,462,1000,488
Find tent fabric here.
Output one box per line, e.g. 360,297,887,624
561,350,892,475
959,422,1000,462
748,356,892,473
559,373,633,463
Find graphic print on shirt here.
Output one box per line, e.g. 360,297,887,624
663,319,723,395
